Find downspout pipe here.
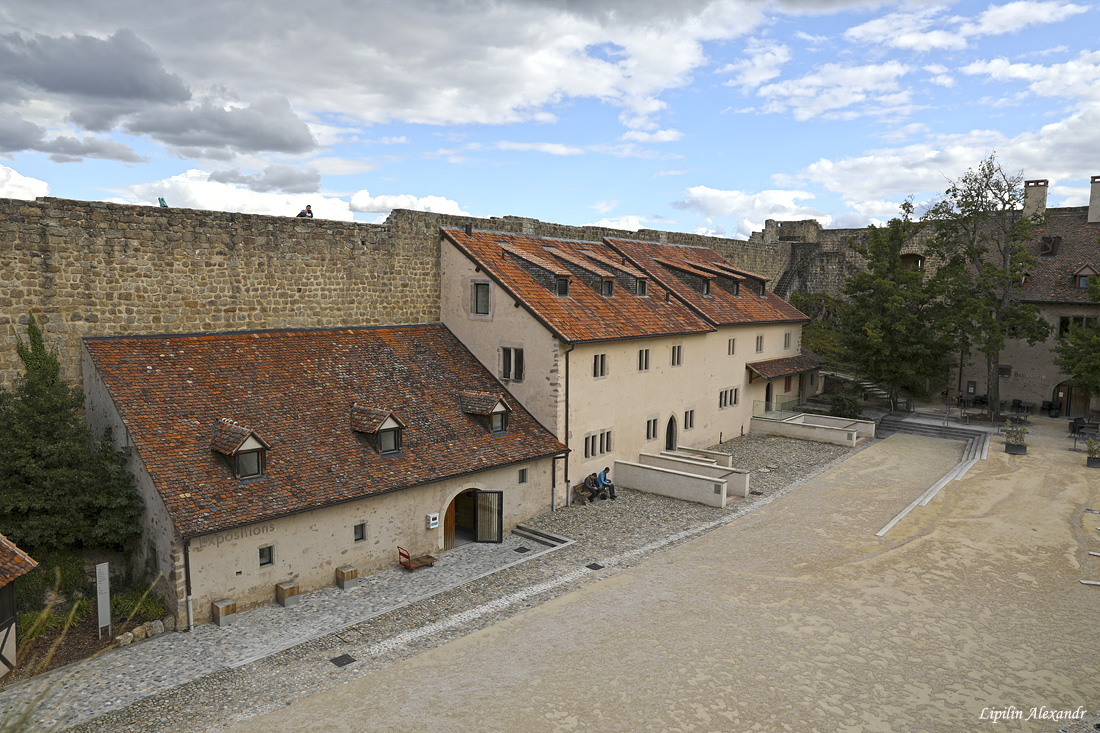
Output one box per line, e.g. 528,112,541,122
564,342,575,505
184,537,194,633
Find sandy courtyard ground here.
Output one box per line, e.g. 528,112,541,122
230,426,1100,732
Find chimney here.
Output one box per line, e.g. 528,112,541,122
1023,179,1048,218
1089,175,1100,223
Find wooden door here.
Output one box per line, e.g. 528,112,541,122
473,490,503,543
443,499,456,552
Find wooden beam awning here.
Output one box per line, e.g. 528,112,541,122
746,351,825,381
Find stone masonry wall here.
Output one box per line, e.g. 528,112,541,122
1,197,855,390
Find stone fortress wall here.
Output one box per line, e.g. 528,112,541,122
0,196,867,390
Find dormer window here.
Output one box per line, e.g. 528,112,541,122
556,277,570,296
702,280,710,296
1075,264,1098,290
211,419,271,480
351,403,406,455
637,280,647,297
601,279,614,297
458,390,511,435
1040,237,1061,256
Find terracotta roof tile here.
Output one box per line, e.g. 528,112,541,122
500,243,572,278
0,534,37,586
350,404,402,433
1021,208,1100,304
457,390,508,415
84,325,565,538
210,418,262,455
576,249,647,279
747,351,826,379
603,238,807,327
544,247,616,279
444,229,714,343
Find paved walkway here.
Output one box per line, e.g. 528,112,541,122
0,533,559,729
229,427,1100,733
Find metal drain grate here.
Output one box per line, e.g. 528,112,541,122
330,654,356,667
514,546,531,553
586,563,604,570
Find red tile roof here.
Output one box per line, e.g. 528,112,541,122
0,534,37,586
350,404,402,434
747,351,826,379
603,238,808,326
457,390,508,415
443,229,715,343
210,418,267,455
1021,207,1100,305
84,325,565,538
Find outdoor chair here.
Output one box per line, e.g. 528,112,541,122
1069,418,1085,436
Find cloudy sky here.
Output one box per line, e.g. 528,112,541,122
1,0,1098,238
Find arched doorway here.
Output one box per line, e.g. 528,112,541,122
665,416,677,451
1054,381,1090,418
443,489,503,551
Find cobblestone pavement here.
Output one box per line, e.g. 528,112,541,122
0,434,856,731
229,423,1100,733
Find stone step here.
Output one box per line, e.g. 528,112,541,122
512,524,571,548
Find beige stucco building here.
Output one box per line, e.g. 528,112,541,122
440,227,823,500
82,325,564,626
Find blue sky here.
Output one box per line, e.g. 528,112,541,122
1,0,1098,238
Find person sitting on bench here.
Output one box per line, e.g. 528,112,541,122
597,466,617,500
582,473,601,503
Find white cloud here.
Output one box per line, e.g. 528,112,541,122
672,185,830,238
756,62,912,121
588,214,648,231
845,2,1088,52
308,157,380,175
349,188,468,215
590,199,620,214
494,141,586,156
0,164,49,199
116,169,356,219
962,50,1100,101
654,169,688,177
619,128,684,143
719,41,791,93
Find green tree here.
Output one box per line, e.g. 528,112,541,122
789,292,843,363
1053,261,1100,400
0,316,141,553
837,202,953,410
923,154,1050,419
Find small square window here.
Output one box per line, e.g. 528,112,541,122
491,412,507,433
556,277,570,296
637,280,648,297
258,545,274,567
353,522,367,542
601,280,614,297
472,282,490,315
518,468,529,484
379,428,401,454
237,450,263,478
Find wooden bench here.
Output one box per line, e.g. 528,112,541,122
398,546,437,571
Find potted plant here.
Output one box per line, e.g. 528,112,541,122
1087,438,1100,468
1004,421,1028,455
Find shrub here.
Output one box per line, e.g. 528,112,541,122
1086,438,1099,459
111,586,168,623
13,552,93,616
1004,421,1027,445
829,394,863,419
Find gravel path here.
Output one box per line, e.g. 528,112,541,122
11,435,860,732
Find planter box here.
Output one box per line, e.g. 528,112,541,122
1005,443,1027,455
1088,456,1100,468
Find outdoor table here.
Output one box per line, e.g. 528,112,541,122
1073,425,1099,451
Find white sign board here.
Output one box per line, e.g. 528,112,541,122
96,562,111,639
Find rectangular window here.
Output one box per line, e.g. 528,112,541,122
637,280,648,297
998,365,1012,378
638,348,650,371
728,338,735,355
518,468,529,484
784,375,792,392
1079,275,1092,289
755,335,764,353
354,522,367,542
671,345,683,367
472,282,490,315
379,428,400,454
809,373,816,387
784,332,792,349
702,280,710,296
645,418,658,440
719,388,737,409
602,279,614,296
586,430,613,457
237,450,263,478
684,410,695,429
593,353,607,377
259,545,274,567
734,387,739,405
502,347,524,381
556,277,570,296
491,413,507,433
